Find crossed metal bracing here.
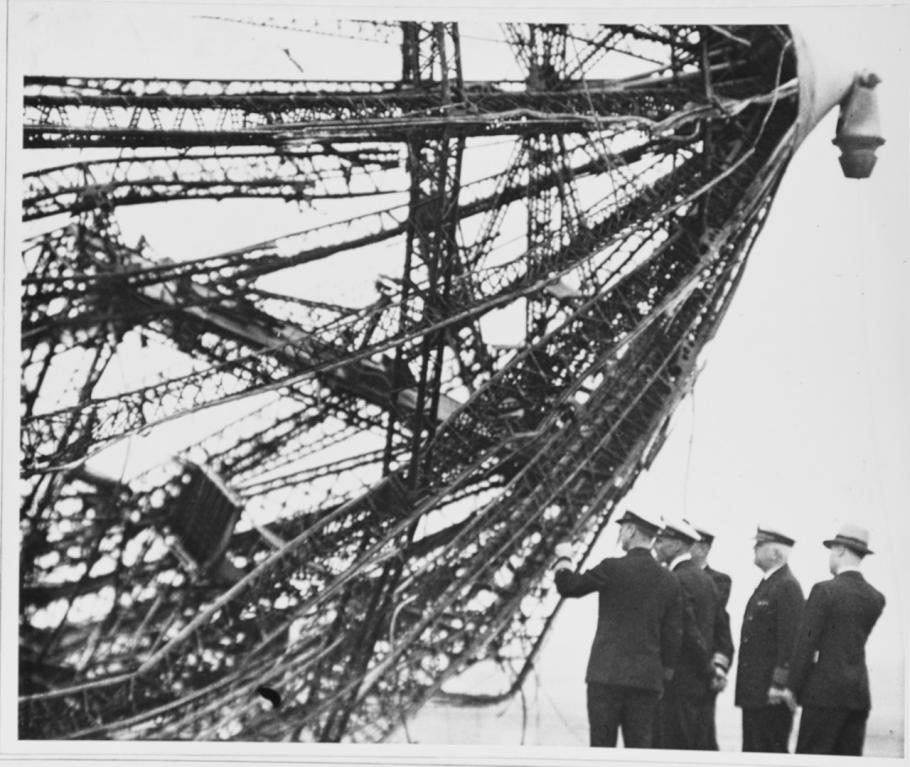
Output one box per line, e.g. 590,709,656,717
23,147,403,220
24,75,717,146
20,22,800,741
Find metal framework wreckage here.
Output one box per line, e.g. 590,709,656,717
18,22,883,741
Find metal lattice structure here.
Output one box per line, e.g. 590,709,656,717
20,22,801,741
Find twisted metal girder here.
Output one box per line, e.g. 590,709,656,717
312,22,469,741
22,147,402,220
19,23,801,742
20,132,685,323
21,150,706,473
23,23,778,148
20,126,793,738
24,77,706,146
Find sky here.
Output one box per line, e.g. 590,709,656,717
3,1,910,760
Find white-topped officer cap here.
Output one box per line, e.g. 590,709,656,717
614,508,662,536
659,517,701,544
685,518,716,544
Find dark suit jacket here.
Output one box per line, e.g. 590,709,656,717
666,558,722,699
555,547,683,692
704,564,735,667
734,564,805,709
787,570,885,710
705,565,732,607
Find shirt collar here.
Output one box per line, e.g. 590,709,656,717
670,552,692,571
837,565,862,575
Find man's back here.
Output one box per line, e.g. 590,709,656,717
556,547,682,691
670,559,720,698
789,571,885,709
704,564,735,665
704,565,732,607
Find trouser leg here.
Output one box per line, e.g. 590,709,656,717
796,707,843,754
834,709,869,756
703,694,719,750
620,687,660,749
655,691,702,749
694,697,716,750
587,683,622,747
797,707,867,755
741,708,756,751
742,706,793,752
652,694,674,749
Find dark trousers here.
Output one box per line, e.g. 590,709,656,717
587,683,660,748
704,693,719,750
796,707,869,755
654,691,712,749
741,705,794,752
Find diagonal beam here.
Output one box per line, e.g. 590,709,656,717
22,148,402,220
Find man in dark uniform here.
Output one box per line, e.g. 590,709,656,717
735,525,805,752
689,522,735,750
554,510,682,749
783,523,886,755
652,518,724,750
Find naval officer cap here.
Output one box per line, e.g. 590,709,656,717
615,509,662,536
753,524,796,547
659,517,701,544
686,519,715,544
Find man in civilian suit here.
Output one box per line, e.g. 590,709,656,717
734,525,805,752
652,518,725,749
689,522,734,750
782,523,886,755
554,510,683,748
